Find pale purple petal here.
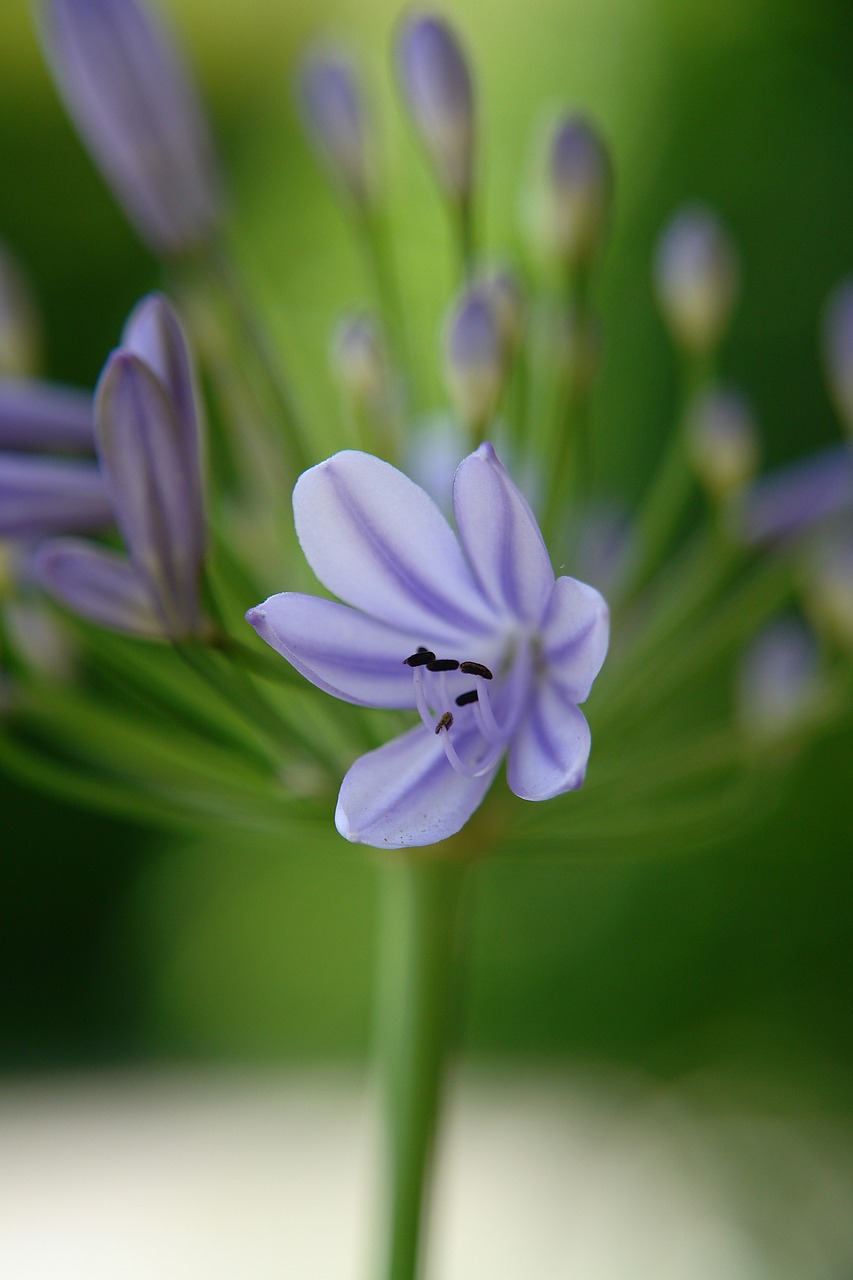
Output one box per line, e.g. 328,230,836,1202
298,47,375,207
0,379,93,452
0,453,112,536
121,293,206,564
453,441,554,622
507,684,591,801
40,0,220,255
95,350,202,636
246,593,421,708
33,538,163,637
540,574,610,703
335,721,495,848
293,450,496,642
740,444,852,544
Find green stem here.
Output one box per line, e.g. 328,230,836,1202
373,854,468,1280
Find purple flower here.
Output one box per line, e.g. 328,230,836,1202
740,444,852,545
298,47,376,209
246,443,609,848
0,453,112,537
39,0,221,256
0,379,93,452
395,13,474,205
35,294,207,639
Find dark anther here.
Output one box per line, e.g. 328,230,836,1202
435,711,454,734
459,661,493,680
427,658,460,672
404,649,436,667
455,689,479,707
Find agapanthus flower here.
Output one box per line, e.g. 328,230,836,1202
247,443,609,848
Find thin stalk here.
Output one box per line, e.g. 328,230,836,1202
373,853,468,1280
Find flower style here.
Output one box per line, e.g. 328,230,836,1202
247,443,609,848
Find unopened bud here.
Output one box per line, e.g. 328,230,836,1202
298,47,377,210
802,532,853,652
685,386,759,500
546,114,612,266
481,267,525,355
738,617,820,743
822,279,853,437
654,206,738,355
0,244,40,377
443,286,505,430
396,12,474,205
331,313,391,413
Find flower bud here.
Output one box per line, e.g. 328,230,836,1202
395,13,474,205
0,244,40,377
738,617,820,743
39,0,221,256
0,454,112,538
555,305,601,394
298,46,377,210
685,386,759,500
740,445,852,546
822,279,853,437
802,531,853,652
654,206,738,355
443,286,504,430
481,267,525,355
544,115,612,267
0,381,93,453
331,312,391,413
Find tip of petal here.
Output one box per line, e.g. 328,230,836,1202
245,605,265,630
334,798,359,843
474,440,498,463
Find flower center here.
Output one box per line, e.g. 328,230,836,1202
403,646,511,779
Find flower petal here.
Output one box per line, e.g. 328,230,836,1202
740,444,853,545
540,574,610,703
507,682,591,801
0,453,112,537
335,721,496,848
246,592,422,708
453,441,554,622
0,379,93,452
33,539,163,637
293,450,495,641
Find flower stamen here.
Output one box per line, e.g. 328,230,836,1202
404,648,436,666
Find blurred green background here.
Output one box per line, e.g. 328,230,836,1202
0,0,851,1109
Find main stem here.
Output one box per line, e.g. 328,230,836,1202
373,853,468,1280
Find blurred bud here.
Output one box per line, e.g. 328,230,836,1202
39,0,221,257
555,305,601,394
546,114,612,267
0,245,40,377
0,454,112,538
737,617,820,743
298,46,377,210
34,538,168,638
822,279,853,437
802,531,853,652
0,381,93,453
481,267,525,355
395,12,474,206
331,312,391,413
654,206,738,355
5,599,76,681
685,386,759,501
443,286,505,430
740,444,853,546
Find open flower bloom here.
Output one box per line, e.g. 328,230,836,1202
247,443,609,848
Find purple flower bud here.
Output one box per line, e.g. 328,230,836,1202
95,335,205,639
822,279,853,436
34,538,164,637
802,529,853,651
39,0,221,256
0,379,94,453
443,286,505,429
298,47,377,209
740,444,853,545
654,206,738,355
0,453,112,537
738,617,820,742
331,312,391,411
396,13,474,204
0,244,40,377
482,267,525,353
685,386,759,500
544,114,612,266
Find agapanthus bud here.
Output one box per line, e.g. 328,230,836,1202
34,539,166,638
822,280,853,437
396,13,474,206
654,206,738,355
39,0,221,256
0,381,93,453
443,286,504,430
738,617,820,743
0,244,40,377
482,267,525,354
543,114,612,267
740,445,853,546
802,531,853,652
298,47,377,210
331,313,391,413
0,454,112,538
685,386,759,500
